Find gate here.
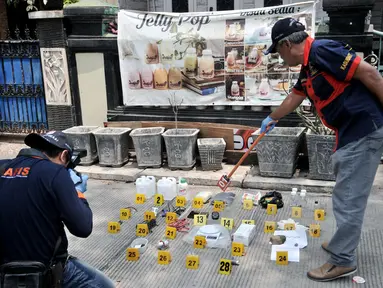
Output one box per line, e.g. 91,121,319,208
0,37,48,133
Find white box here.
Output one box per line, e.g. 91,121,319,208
233,224,256,246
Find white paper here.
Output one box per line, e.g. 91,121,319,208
274,225,308,249
271,245,300,262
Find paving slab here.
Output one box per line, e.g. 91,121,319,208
66,180,383,288
138,163,250,187
76,162,144,182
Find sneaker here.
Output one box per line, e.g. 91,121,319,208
307,263,357,282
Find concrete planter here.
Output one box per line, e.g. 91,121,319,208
306,130,336,181
93,128,131,167
130,127,165,168
162,128,199,170
252,127,306,178
63,126,99,166
197,138,226,171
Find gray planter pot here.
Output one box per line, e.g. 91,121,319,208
197,138,226,171
252,127,306,178
162,128,199,170
306,130,336,181
63,126,99,166
130,127,165,168
93,128,131,167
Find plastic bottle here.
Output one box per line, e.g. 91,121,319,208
184,48,197,77
231,81,240,97
259,78,270,97
157,177,177,201
300,189,307,208
199,49,214,79
290,187,298,207
178,177,188,199
136,177,150,198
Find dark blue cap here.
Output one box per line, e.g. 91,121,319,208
25,131,74,158
265,17,306,55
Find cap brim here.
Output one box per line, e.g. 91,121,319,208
265,43,277,55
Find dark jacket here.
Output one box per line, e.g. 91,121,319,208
0,148,93,265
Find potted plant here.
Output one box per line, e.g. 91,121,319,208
162,92,199,170
93,127,132,167
252,125,306,178
63,125,99,165
296,106,336,181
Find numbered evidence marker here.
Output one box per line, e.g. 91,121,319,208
158,251,171,265
165,226,177,239
194,214,207,226
193,197,204,209
309,224,321,238
176,196,186,207
314,209,325,221
243,199,253,210
126,248,139,261
221,218,234,230
144,211,156,222
186,255,199,270
213,201,225,212
264,221,276,233
120,208,131,220
107,221,121,234
193,236,207,249
267,203,277,215
242,219,255,225
136,223,149,237
218,258,232,275
276,251,288,265
292,207,302,218
284,223,296,231
135,194,146,204
154,194,164,206
231,242,245,257
166,212,177,224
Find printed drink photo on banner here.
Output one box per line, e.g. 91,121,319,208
117,2,315,107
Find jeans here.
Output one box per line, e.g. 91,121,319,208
62,257,115,288
327,126,383,267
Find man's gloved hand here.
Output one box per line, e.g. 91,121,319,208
260,115,277,134
68,169,89,193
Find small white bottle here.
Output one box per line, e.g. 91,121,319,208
231,81,240,97
178,177,188,199
291,187,298,207
300,189,307,208
259,78,270,97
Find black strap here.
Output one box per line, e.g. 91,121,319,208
0,162,10,176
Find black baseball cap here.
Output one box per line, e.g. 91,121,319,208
265,17,306,55
25,131,74,159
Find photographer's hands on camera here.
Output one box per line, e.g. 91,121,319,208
68,169,89,193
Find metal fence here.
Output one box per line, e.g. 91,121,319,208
0,39,48,133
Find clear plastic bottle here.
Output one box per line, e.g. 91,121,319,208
178,177,188,199
300,189,307,208
290,188,298,207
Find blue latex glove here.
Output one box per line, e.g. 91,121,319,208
68,169,89,193
260,115,277,134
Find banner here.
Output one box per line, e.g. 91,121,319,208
118,2,315,107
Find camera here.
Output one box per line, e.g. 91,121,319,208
67,149,87,170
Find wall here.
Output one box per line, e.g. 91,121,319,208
76,53,108,126
371,0,383,31
119,0,149,10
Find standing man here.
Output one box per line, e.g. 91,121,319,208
0,131,115,287
260,18,383,282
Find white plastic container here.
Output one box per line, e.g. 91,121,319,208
178,177,188,199
157,177,177,201
135,176,156,199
